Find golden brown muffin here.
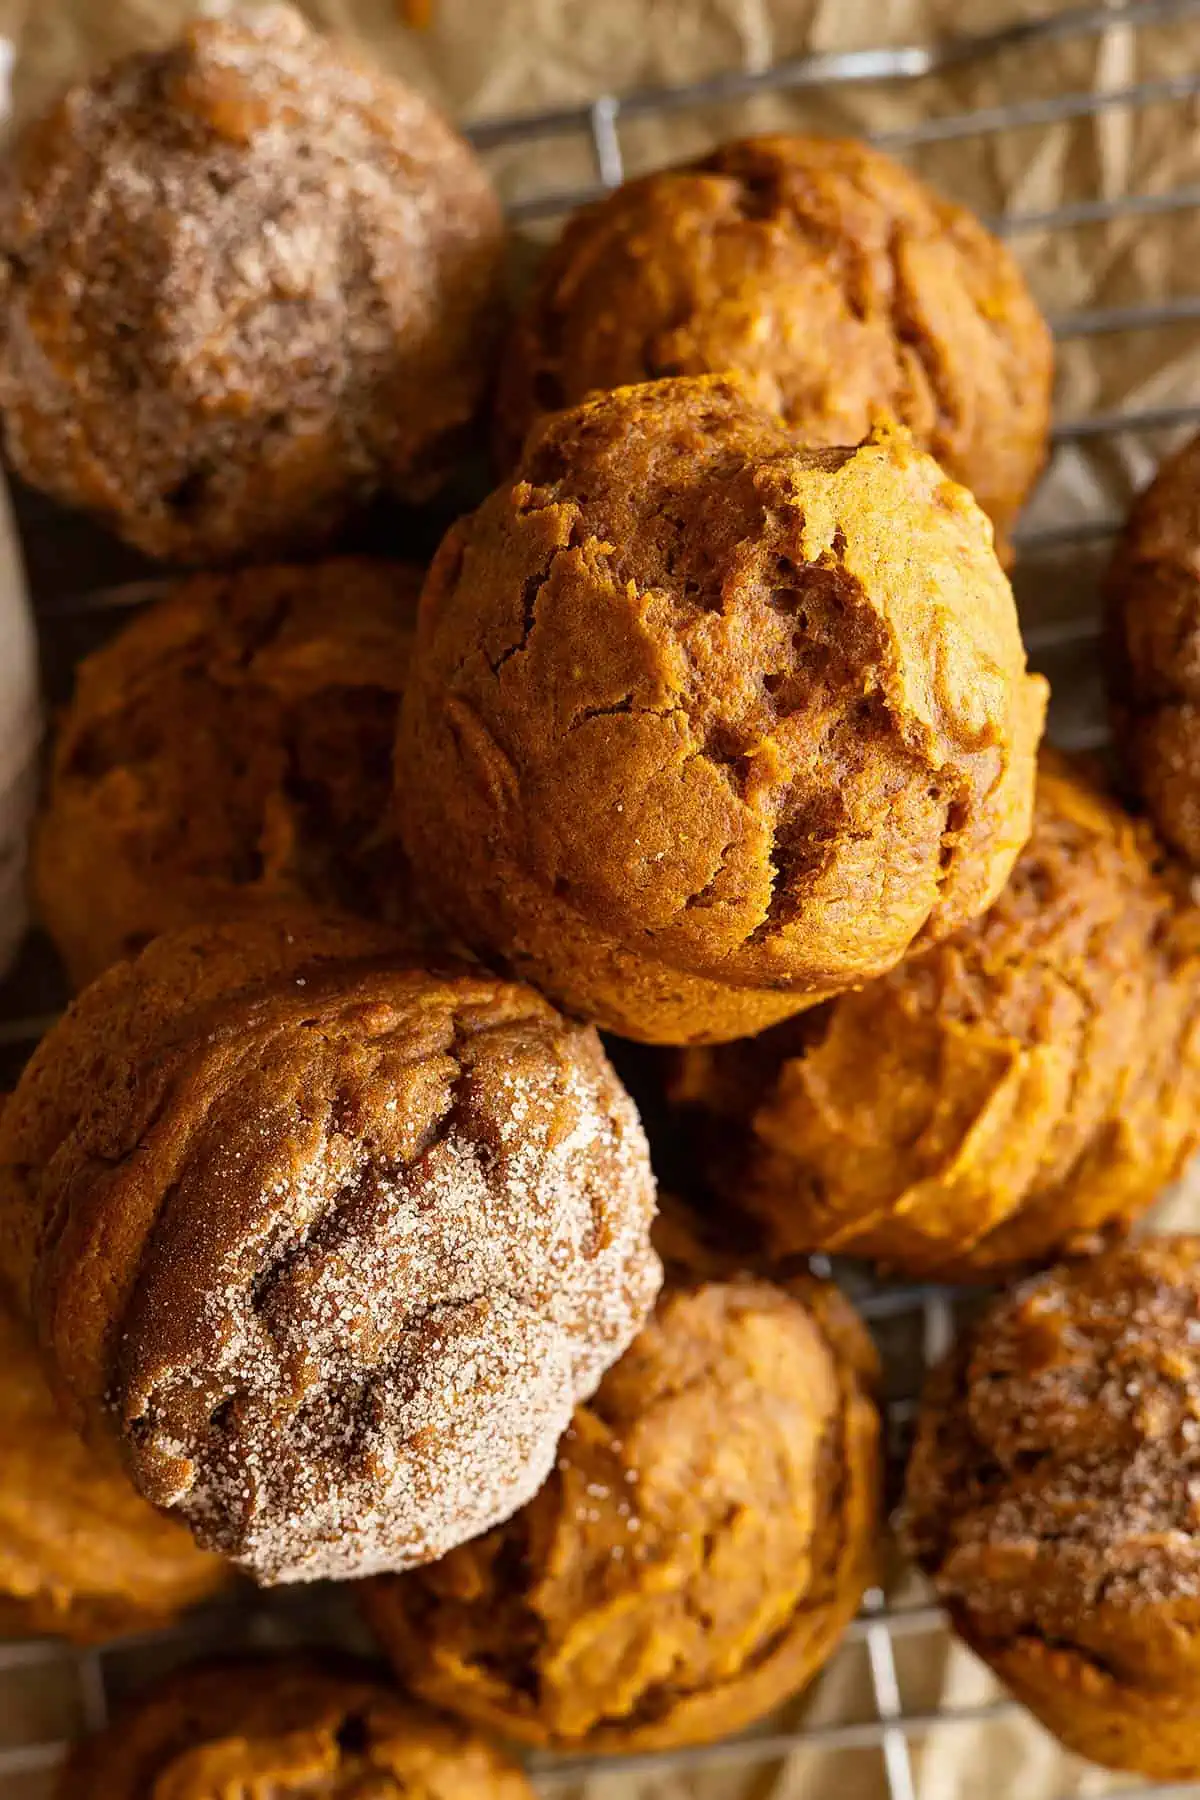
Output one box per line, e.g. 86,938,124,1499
35,558,421,988
0,914,660,1583
1108,430,1200,866
0,1305,226,1641
399,374,1046,1045
364,1276,880,1752
670,753,1200,1279
495,134,1052,561
59,1655,534,1799
904,1237,1200,1779
0,5,505,563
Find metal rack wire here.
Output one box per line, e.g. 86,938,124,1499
1,2,1199,1795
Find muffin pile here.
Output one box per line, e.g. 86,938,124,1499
2,5,1200,1792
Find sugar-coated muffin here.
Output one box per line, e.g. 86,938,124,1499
399,374,1046,1044
905,1238,1200,1779
0,5,505,562
59,1655,535,1799
1109,430,1200,866
0,915,660,1583
35,558,421,988
495,134,1052,560
0,1305,226,1641
364,1276,880,1752
670,753,1200,1278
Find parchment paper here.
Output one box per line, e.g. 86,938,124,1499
3,4,1200,1798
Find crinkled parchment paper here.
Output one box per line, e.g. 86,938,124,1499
4,4,1200,1798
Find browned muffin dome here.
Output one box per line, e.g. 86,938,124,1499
35,558,421,988
0,1305,226,1641
0,914,660,1584
0,5,505,563
905,1238,1200,1779
399,374,1046,1045
1108,430,1200,866
495,134,1052,561
59,1655,535,1800
670,753,1200,1278
364,1276,880,1752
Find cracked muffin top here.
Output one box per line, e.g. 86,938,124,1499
0,914,660,1583
398,373,1046,1044
1109,430,1200,868
494,134,1052,562
60,1655,535,1799
0,1304,226,1642
0,4,505,563
364,1276,880,1752
904,1237,1200,1778
670,752,1200,1278
34,557,422,988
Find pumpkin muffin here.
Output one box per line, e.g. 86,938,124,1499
0,5,505,563
399,374,1046,1044
60,1655,534,1800
1108,429,1200,866
670,753,1200,1278
364,1276,880,1752
905,1237,1200,1779
0,1305,225,1641
35,557,421,988
495,134,1052,561
0,914,660,1583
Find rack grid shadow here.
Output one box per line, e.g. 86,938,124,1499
2,2,1199,1795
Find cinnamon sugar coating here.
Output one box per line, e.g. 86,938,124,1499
1108,430,1200,867
60,1655,535,1800
364,1277,879,1752
905,1238,1200,1778
399,374,1046,1044
0,915,660,1584
0,1306,226,1642
670,754,1200,1277
0,5,505,563
495,135,1052,561
34,558,421,988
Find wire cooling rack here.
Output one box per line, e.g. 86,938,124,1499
3,2,1200,1795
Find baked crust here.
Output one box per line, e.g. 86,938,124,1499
495,134,1052,561
670,753,1200,1277
59,1655,535,1799
0,5,505,561
365,1276,880,1752
0,1305,225,1641
1108,430,1200,867
399,374,1045,1043
34,558,422,987
904,1237,1200,1779
0,914,660,1583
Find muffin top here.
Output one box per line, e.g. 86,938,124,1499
60,1655,535,1800
0,4,504,560
905,1237,1200,1683
35,557,421,986
1109,429,1200,866
0,1304,226,1640
400,373,1045,1042
495,134,1052,556
0,914,660,1582
365,1276,879,1751
670,752,1200,1276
